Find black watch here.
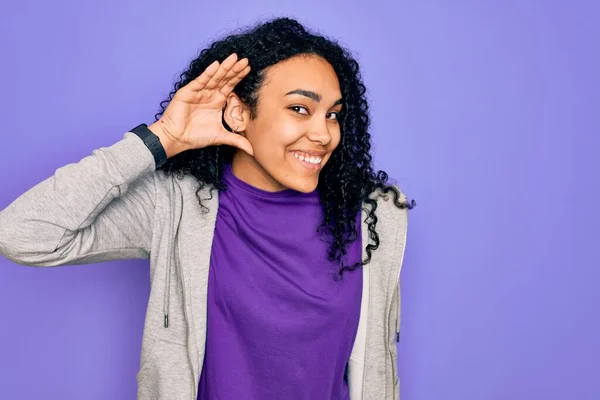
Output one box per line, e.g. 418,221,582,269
130,123,168,169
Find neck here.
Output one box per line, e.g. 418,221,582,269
231,150,287,192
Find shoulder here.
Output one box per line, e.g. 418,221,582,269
365,184,409,249
152,169,201,193
152,170,218,209
368,184,409,223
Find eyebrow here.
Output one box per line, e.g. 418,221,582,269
285,89,343,107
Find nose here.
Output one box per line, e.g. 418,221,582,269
306,118,333,146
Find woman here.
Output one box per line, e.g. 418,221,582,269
0,17,414,400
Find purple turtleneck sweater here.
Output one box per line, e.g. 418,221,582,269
197,164,363,399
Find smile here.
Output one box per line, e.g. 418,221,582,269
290,151,323,170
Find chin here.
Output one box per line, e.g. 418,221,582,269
293,182,318,193
281,173,319,193
281,153,325,192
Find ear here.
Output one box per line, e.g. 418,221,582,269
223,93,250,133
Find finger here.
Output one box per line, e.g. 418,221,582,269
216,58,249,90
218,132,254,156
204,53,239,90
185,60,220,92
220,65,251,96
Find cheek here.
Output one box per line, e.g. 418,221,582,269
331,129,342,149
279,119,307,143
254,120,305,154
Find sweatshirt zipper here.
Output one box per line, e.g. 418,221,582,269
173,191,196,400
390,210,408,397
388,279,400,396
395,211,408,343
395,272,401,343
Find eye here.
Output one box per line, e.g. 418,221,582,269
327,111,340,121
290,106,309,115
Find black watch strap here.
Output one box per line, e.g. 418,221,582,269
130,123,168,169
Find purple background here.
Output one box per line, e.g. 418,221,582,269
1,1,598,399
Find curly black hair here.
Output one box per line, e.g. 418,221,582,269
155,17,415,279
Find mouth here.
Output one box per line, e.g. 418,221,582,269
289,151,324,171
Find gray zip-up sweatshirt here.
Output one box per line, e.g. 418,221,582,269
0,132,408,400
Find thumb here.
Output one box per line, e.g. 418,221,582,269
219,131,254,156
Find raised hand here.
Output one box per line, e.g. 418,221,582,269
148,53,253,157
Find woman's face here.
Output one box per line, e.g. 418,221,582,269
227,54,343,193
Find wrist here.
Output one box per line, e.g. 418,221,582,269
148,121,185,158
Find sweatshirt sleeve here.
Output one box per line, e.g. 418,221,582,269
0,132,159,267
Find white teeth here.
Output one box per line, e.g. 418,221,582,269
293,152,322,164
